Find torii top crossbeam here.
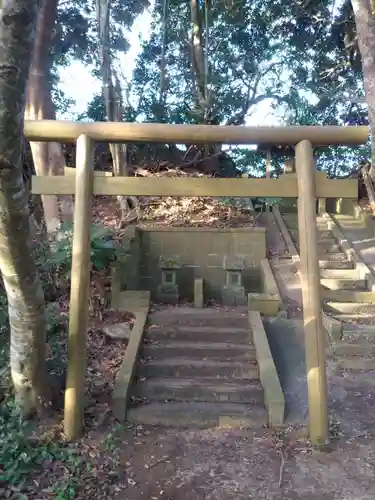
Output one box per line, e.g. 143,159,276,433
23,120,369,146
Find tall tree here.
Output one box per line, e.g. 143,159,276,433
133,0,295,126
0,0,48,416
97,0,140,222
96,0,149,222
351,0,375,176
25,0,73,236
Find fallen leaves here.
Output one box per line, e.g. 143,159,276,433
92,170,257,231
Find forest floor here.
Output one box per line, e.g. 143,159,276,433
2,192,375,499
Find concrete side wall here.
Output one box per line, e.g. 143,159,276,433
137,227,266,301
117,227,140,291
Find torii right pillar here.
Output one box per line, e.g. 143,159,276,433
296,140,329,446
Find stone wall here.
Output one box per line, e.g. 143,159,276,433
130,226,267,301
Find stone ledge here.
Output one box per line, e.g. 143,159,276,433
273,205,300,264
260,259,282,308
112,292,150,421
248,293,280,316
248,311,285,427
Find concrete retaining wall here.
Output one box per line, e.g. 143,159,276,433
116,226,266,302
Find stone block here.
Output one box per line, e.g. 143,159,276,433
223,255,245,271
156,283,179,304
248,293,280,316
194,278,204,308
221,284,246,306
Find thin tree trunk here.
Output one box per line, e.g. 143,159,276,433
25,0,73,236
97,0,139,224
190,0,206,104
0,0,48,417
351,0,375,178
159,0,168,107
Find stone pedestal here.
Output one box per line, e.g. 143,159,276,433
157,256,181,304
221,255,246,306
156,283,179,304
222,284,246,306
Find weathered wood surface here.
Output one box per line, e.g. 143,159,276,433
32,175,358,199
24,120,369,145
296,140,329,446
64,135,94,440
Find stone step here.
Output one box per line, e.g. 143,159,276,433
329,315,375,324
336,357,375,371
131,377,263,404
332,343,375,356
320,269,361,280
334,215,365,225
144,325,251,344
318,239,342,253
319,259,354,270
324,301,375,316
340,327,375,344
148,306,248,328
343,323,375,334
127,401,268,428
141,341,255,361
318,231,335,241
136,358,259,379
334,214,357,220
318,243,341,253
319,252,348,262
321,290,375,302
320,278,367,291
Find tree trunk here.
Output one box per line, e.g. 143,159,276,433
24,0,73,236
97,0,139,224
0,0,48,417
159,0,168,106
351,0,375,178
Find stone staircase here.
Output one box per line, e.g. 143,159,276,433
281,211,375,370
127,307,269,428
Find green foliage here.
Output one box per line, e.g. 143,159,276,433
67,0,368,177
51,223,116,280
0,400,82,497
78,92,137,122
45,301,62,336
0,294,8,336
132,0,294,125
54,0,149,69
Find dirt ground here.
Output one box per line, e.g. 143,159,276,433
79,406,375,500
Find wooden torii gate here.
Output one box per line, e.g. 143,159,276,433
27,120,367,444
